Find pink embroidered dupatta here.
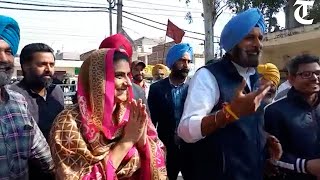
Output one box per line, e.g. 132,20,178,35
50,48,167,180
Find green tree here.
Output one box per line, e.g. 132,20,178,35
227,0,286,32
309,0,320,24
181,0,286,61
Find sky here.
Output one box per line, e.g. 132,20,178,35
0,0,286,54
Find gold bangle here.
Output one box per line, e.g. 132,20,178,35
222,103,239,121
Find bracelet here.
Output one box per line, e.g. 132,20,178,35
214,110,226,128
222,103,239,121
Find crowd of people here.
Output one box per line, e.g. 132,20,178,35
0,7,319,180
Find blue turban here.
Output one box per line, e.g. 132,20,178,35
220,8,266,52
166,43,193,69
0,15,20,55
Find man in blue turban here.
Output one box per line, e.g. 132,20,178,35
148,43,193,180
0,15,20,86
0,15,20,55
0,15,54,179
178,8,282,180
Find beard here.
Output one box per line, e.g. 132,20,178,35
26,71,53,89
233,46,261,67
0,62,14,87
133,74,143,82
171,67,189,80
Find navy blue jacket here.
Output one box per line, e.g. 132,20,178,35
265,88,320,180
183,59,267,180
148,78,188,148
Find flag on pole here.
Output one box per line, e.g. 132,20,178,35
166,20,185,44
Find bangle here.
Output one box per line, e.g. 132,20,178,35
214,110,226,128
222,103,239,121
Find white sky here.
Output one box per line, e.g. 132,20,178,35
0,0,286,54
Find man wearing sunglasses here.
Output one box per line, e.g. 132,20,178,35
264,54,320,179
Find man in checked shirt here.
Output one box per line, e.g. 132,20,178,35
0,15,54,179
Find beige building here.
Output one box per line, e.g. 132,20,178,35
262,22,320,74
134,37,164,64
13,51,84,80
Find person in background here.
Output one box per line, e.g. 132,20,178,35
148,43,193,180
257,63,280,104
10,43,64,139
152,64,169,83
132,60,150,97
0,14,54,179
10,43,64,180
264,54,320,179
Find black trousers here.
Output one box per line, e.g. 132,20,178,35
166,144,193,180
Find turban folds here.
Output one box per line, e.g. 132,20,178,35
166,43,193,69
152,64,169,77
220,8,266,52
99,33,133,58
0,15,20,55
257,63,280,86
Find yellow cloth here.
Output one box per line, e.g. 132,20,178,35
257,63,280,86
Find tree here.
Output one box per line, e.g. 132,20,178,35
227,0,286,32
181,0,285,62
309,0,320,24
181,0,228,62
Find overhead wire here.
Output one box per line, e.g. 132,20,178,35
0,2,207,41
124,0,202,10
123,11,214,37
122,14,204,41
0,6,107,12
0,1,107,8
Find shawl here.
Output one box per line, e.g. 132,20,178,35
50,48,167,180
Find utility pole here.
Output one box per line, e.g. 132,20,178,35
117,0,123,33
107,0,116,36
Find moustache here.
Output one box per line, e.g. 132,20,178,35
0,62,13,71
245,48,261,56
177,68,189,73
40,73,53,78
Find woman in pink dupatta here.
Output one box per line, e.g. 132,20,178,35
49,48,167,180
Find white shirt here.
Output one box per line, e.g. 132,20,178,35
177,62,255,143
276,80,291,95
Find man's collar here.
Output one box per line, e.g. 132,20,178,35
169,76,189,87
20,78,52,99
231,61,256,76
30,88,47,100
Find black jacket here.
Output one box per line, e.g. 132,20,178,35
265,88,320,180
9,80,64,139
132,83,149,115
148,78,188,148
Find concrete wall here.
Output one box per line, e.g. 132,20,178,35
261,22,320,70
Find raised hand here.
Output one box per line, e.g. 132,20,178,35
121,99,146,144
229,79,271,119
